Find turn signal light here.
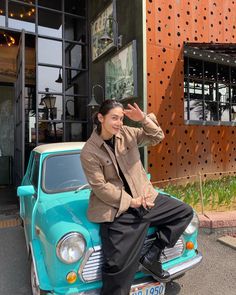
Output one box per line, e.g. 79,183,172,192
66,271,77,284
186,241,194,250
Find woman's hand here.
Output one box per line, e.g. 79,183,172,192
130,197,142,208
130,195,155,209
124,103,145,122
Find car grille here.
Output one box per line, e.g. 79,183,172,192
78,236,184,283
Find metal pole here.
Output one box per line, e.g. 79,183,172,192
199,172,204,215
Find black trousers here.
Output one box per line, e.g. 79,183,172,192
99,193,193,295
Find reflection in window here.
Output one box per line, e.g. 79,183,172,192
231,86,236,103
38,9,62,38
204,62,217,81
65,96,87,121
38,122,63,143
38,94,63,121
189,100,204,121
8,1,35,32
64,15,86,42
231,105,236,121
38,66,62,93
184,56,236,124
43,153,87,192
65,122,87,141
38,38,62,65
0,1,5,26
65,0,86,16
31,153,39,188
38,0,61,11
65,42,86,70
65,70,87,95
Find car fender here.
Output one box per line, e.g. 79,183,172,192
30,239,52,291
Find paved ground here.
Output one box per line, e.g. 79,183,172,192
165,230,236,295
0,225,235,295
0,226,31,295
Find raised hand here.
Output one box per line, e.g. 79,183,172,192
124,103,145,122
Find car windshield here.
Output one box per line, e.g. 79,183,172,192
43,152,88,193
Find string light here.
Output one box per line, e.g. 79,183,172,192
0,4,35,20
0,32,15,47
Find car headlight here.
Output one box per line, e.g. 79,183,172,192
184,212,199,235
56,232,86,264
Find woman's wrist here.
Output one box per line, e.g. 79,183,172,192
139,112,147,123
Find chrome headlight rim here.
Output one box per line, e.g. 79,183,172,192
184,212,199,235
56,232,86,264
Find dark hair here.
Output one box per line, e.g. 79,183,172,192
93,99,124,134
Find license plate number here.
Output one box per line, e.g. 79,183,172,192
130,281,165,295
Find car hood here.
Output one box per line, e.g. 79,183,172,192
38,190,100,246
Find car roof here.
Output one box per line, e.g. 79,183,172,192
33,142,86,154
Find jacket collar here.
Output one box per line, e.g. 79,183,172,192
89,128,122,148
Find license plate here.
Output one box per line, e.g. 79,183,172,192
130,281,166,295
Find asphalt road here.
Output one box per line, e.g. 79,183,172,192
0,226,235,295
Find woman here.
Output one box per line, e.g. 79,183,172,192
81,99,193,295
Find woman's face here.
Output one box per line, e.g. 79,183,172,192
98,106,124,140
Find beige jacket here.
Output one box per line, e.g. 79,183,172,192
80,113,165,223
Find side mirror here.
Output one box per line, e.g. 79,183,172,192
17,185,35,197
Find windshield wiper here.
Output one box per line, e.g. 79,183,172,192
75,183,91,193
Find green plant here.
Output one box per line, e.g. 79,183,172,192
159,175,236,211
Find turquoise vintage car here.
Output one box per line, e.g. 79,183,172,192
17,142,202,295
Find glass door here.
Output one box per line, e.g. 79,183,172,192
14,30,25,185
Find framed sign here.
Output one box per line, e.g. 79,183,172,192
105,40,138,100
91,1,117,62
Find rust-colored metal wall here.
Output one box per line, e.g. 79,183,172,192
146,0,236,184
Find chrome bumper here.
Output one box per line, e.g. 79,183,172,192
167,251,203,280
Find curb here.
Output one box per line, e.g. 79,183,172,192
0,217,21,229
198,211,236,235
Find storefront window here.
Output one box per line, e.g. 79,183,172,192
38,66,62,93
64,15,86,42
65,70,87,95
38,8,62,38
65,122,87,141
8,1,35,32
38,0,61,11
0,1,5,26
65,42,86,70
38,122,63,144
65,96,87,121
65,0,86,16
185,55,236,124
38,38,62,66
38,94,63,121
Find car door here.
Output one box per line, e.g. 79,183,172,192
23,152,40,243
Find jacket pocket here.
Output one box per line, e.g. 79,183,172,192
121,144,140,165
103,160,118,180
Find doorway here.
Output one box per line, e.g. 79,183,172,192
0,29,36,209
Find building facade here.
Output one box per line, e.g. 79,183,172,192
0,0,144,186
0,0,236,188
146,0,236,184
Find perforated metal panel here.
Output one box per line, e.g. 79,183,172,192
146,0,236,184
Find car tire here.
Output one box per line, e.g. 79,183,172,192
30,258,41,295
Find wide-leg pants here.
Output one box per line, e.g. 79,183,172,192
99,193,193,295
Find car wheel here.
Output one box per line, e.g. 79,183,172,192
31,259,41,295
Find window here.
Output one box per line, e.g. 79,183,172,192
30,153,40,189
184,56,236,124
43,153,87,193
